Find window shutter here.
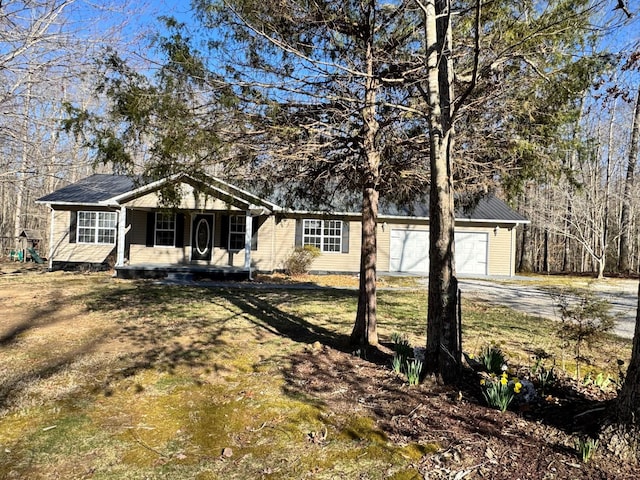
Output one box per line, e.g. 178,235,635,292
251,216,265,251
341,221,349,253
216,214,229,249
175,213,185,248
295,219,303,247
69,211,77,243
146,212,155,247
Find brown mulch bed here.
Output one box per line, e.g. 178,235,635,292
284,343,637,479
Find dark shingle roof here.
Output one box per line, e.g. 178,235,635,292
37,174,528,223
37,174,136,204
380,195,528,223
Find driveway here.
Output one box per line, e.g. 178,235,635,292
454,277,639,340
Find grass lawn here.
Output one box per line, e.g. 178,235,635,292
0,269,634,479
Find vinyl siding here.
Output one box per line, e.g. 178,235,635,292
123,183,241,211
128,209,190,264
49,206,520,276
50,208,117,264
486,225,516,276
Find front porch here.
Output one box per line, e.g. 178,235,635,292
115,263,251,281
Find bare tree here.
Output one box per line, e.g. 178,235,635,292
618,83,640,273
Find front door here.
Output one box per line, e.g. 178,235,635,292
191,214,214,261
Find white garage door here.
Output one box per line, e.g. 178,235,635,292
390,230,429,274
389,229,488,275
455,232,488,275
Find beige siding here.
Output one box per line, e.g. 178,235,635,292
261,218,298,271
50,208,117,264
378,220,516,276
485,225,514,276
129,245,190,264
128,209,191,265
123,183,241,211
51,204,520,276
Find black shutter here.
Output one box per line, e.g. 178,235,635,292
341,221,349,253
251,216,266,251
69,211,77,243
175,213,185,248
295,219,303,247
216,214,229,249
146,212,155,247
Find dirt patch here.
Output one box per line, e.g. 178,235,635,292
285,345,636,479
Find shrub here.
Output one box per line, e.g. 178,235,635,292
481,372,522,412
478,344,507,374
552,287,615,378
391,332,413,359
284,245,321,276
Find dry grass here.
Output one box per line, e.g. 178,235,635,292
0,269,633,479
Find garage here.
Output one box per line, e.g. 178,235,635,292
389,229,488,275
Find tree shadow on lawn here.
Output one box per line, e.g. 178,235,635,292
85,284,248,378
85,282,395,388
221,288,354,351
0,285,114,410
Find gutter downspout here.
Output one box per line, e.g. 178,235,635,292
48,207,55,271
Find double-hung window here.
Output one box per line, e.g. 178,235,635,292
77,211,117,244
228,215,246,251
155,212,176,247
303,219,342,252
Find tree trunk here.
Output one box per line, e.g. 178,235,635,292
351,185,379,347
519,188,533,272
420,0,460,382
543,229,549,273
519,221,533,272
619,84,640,274
351,22,380,349
616,281,640,423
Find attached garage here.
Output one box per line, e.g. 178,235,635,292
389,229,488,276
389,229,429,273
456,231,488,275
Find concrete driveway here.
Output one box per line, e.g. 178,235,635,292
454,277,639,340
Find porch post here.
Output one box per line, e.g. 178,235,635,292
116,205,126,267
244,212,253,271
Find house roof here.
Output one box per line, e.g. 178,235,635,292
37,175,136,205
379,195,528,224
36,173,281,212
37,174,528,224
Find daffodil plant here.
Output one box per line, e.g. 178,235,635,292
481,372,522,412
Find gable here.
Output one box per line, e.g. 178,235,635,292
122,182,244,211
37,173,280,213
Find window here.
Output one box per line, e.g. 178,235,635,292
303,219,342,252
77,211,117,244
155,212,176,247
229,215,246,251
